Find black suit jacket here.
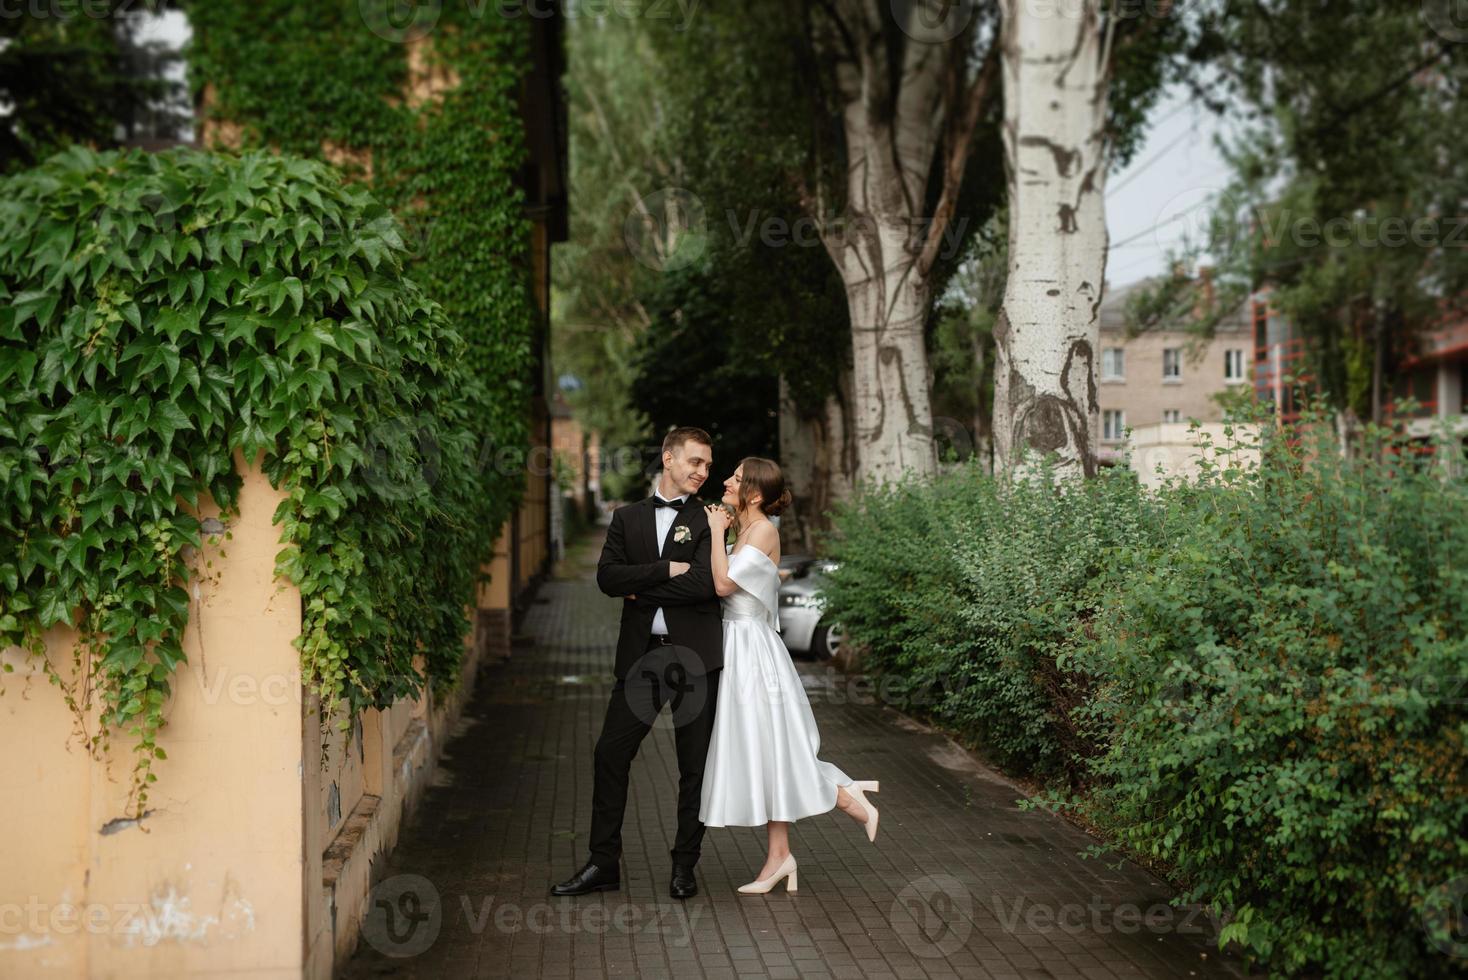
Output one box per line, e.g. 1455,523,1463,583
597,495,724,679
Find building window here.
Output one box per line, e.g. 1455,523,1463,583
1163,348,1182,381
1225,349,1245,382
1103,409,1126,442
1162,409,1180,423
1102,347,1125,381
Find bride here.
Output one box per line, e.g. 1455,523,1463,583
698,456,881,894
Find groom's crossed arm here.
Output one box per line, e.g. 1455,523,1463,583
628,521,715,606
596,507,674,597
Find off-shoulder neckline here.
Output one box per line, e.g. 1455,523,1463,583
730,545,777,566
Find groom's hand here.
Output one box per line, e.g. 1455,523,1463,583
668,561,690,577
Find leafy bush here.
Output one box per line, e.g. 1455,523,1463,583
0,147,523,814
820,459,1155,780
822,409,1468,976
1062,415,1468,977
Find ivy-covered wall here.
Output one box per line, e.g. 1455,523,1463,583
0,4,543,818
0,146,501,816
181,0,544,693
184,1,537,505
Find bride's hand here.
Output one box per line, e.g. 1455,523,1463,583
668,561,690,577
704,503,730,533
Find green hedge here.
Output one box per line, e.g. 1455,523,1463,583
820,415,1468,977
0,146,508,815
820,459,1154,781
1065,418,1468,976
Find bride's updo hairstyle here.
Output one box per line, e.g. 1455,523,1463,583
737,457,793,518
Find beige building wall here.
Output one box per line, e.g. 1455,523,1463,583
1,450,502,979
1,448,304,978
1096,279,1254,464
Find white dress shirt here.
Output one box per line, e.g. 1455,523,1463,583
650,490,687,635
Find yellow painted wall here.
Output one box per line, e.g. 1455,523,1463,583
1,448,304,977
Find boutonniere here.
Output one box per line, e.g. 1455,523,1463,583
672,524,691,544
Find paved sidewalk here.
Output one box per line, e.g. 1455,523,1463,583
339,532,1256,980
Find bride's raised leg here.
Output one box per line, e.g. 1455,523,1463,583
834,781,880,841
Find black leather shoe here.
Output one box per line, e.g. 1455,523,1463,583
551,862,620,896
670,864,698,899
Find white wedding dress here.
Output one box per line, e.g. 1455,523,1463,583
699,545,853,827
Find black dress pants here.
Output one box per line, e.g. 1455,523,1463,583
587,636,721,869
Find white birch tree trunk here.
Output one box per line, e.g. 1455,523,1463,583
994,0,1113,478
836,228,936,486
801,0,999,488
822,29,944,487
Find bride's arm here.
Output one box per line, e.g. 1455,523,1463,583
705,505,739,597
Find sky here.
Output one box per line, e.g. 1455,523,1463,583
1104,84,1234,289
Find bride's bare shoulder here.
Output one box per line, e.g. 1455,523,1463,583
746,520,780,563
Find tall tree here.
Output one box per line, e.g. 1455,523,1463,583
993,0,1182,478
993,0,1111,477
800,0,1004,485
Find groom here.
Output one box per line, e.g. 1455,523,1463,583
551,426,725,900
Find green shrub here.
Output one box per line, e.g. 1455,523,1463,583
1059,414,1468,977
823,409,1468,976
0,146,522,814
820,459,1155,780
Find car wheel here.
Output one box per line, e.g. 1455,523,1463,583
812,622,843,661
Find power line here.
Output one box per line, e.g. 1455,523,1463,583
1106,101,1203,199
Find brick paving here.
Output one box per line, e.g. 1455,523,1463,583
338,532,1258,980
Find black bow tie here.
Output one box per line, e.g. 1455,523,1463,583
653,496,687,509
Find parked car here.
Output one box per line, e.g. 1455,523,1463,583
777,559,843,660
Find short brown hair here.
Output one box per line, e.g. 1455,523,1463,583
662,426,712,457
737,456,793,517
